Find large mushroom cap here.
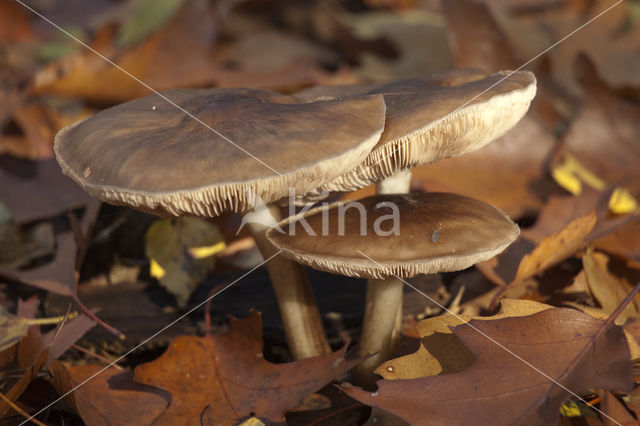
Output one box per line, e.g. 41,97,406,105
297,70,536,194
54,88,386,216
266,192,520,279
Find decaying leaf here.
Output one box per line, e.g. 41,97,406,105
343,307,634,425
134,311,356,424
513,210,597,285
412,115,556,218
145,216,225,307
555,55,640,186
595,216,640,263
49,362,168,426
494,1,640,95
582,250,640,323
600,390,638,426
376,299,549,380
32,0,218,103
0,158,92,224
477,210,597,299
0,201,54,269
0,304,80,352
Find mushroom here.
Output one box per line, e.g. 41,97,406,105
266,192,520,385
296,69,537,196
54,87,387,359
294,70,536,378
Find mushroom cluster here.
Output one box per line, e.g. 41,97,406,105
54,70,535,374
285,69,536,383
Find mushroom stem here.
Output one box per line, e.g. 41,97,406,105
246,203,331,359
354,276,404,388
354,168,411,387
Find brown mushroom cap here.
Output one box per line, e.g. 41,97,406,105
297,70,536,194
266,192,520,279
54,88,386,216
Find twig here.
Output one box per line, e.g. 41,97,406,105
71,294,124,339
24,311,78,326
72,344,124,370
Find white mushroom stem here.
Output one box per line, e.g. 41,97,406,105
354,168,411,387
246,203,331,360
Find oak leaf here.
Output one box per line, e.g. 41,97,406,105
49,363,168,426
344,307,634,425
134,311,356,424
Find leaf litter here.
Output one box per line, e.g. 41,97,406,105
1,0,640,424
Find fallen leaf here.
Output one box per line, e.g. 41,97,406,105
0,304,33,352
477,209,597,296
0,348,48,417
0,296,96,362
1,103,56,160
0,231,76,296
116,0,187,48
595,216,640,263
376,299,549,380
49,362,168,426
494,1,640,95
0,158,92,224
553,54,640,186
0,202,55,269
32,0,219,103
134,311,356,424
442,0,566,130
600,390,637,426
343,307,634,425
442,0,517,72
145,217,225,307
0,0,36,43
346,9,452,81
412,115,556,218
582,250,640,323
512,210,597,285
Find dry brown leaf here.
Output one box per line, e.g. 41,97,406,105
413,115,557,218
600,390,638,426
443,0,518,72
583,250,640,323
376,299,550,380
554,54,640,185
443,0,566,131
494,1,640,95
133,311,356,424
477,209,597,298
513,210,597,284
32,0,218,103
343,307,634,425
595,216,640,263
49,362,168,426
0,158,92,224
0,0,35,43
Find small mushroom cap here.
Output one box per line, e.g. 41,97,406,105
54,88,386,216
266,192,520,279
297,70,536,195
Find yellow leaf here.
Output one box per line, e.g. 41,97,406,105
559,400,583,417
145,217,224,306
238,418,265,426
551,164,582,195
551,155,606,195
608,187,638,214
188,241,226,259
150,258,166,279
